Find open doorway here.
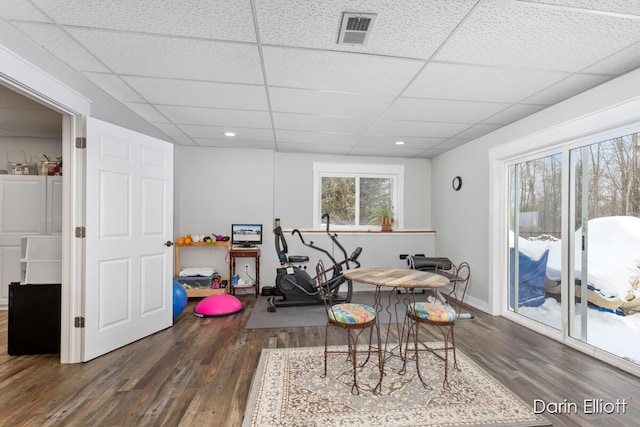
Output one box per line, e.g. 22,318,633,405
0,83,64,355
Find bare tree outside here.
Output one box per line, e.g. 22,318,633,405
573,132,640,228
321,176,393,227
512,131,640,236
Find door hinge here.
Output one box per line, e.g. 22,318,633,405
75,226,86,238
76,137,86,149
74,316,85,328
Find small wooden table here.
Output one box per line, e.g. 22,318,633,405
229,247,260,297
343,267,450,387
343,267,449,291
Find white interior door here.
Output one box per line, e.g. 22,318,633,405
84,117,174,361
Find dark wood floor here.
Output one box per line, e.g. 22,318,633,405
0,293,638,426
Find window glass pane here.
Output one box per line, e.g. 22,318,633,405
321,177,355,225
570,131,640,363
360,177,392,225
507,153,562,331
314,162,403,229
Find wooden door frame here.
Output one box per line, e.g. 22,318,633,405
1,44,90,363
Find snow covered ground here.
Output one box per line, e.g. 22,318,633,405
511,216,640,364
519,298,640,363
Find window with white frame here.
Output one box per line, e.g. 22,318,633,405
312,162,404,229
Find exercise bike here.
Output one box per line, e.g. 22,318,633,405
267,214,362,312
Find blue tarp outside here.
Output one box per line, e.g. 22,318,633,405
509,248,549,308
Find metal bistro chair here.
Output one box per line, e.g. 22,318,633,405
403,261,471,389
316,260,382,395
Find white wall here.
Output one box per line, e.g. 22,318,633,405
175,149,436,289
274,152,432,228
174,146,275,285
431,68,640,314
274,152,436,291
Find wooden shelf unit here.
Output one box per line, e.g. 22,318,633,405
229,247,260,297
174,241,231,298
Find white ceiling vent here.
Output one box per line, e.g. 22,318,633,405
337,12,377,45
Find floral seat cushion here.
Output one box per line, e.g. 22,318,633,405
328,303,376,324
408,298,456,322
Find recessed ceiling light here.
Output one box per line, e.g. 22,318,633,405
224,131,236,137
394,141,405,145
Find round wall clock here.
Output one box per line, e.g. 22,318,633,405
452,176,462,191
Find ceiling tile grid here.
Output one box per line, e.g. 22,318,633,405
275,130,361,146
262,46,424,94
254,0,479,59
30,0,257,42
14,22,111,73
65,29,265,84
434,0,640,73
0,0,51,22
122,77,270,111
2,0,640,157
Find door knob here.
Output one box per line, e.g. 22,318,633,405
164,241,174,247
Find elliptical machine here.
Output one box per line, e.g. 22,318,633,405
267,214,362,312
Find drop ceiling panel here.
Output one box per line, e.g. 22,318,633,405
124,103,170,123
349,145,427,158
151,123,187,138
30,0,257,42
263,46,424,94
2,1,640,159
66,28,264,83
178,125,274,142
523,73,613,104
435,0,640,72
193,138,276,150
525,0,640,16
405,62,571,103
15,23,110,72
269,87,394,118
433,138,471,150
369,120,470,138
276,142,352,155
419,148,448,158
272,112,374,134
156,105,272,128
0,0,52,22
386,98,508,123
172,137,197,146
275,130,360,146
123,77,269,110
453,124,503,140
85,73,145,103
358,135,446,149
582,42,640,74
255,0,478,59
483,104,548,126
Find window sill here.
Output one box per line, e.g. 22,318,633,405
283,229,436,234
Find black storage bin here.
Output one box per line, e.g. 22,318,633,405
8,282,61,355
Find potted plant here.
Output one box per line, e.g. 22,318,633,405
373,202,394,232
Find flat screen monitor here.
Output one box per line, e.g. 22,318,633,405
231,224,263,247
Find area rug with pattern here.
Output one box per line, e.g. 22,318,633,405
242,344,550,427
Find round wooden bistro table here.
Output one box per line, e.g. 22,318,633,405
343,267,450,389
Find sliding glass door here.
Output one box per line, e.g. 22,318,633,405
507,129,640,365
569,132,640,362
508,153,562,329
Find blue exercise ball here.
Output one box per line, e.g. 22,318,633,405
173,281,188,318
